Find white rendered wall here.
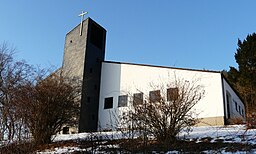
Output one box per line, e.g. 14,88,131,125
98,63,121,130
98,62,228,130
222,78,245,120
119,63,224,119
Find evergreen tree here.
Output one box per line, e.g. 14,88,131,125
227,33,256,117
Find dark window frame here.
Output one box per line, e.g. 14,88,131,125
234,101,238,112
104,97,113,109
118,95,128,107
63,127,69,134
167,87,179,101
149,90,161,103
133,93,143,106
226,91,231,119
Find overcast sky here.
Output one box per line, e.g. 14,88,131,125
1,1,256,71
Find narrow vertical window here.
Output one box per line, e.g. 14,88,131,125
234,101,238,112
226,91,231,119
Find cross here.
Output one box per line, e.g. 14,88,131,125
78,11,88,36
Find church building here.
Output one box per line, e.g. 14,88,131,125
61,17,245,133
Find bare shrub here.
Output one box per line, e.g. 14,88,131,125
122,78,205,145
0,42,82,153
14,72,81,145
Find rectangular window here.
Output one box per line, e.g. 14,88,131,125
133,93,143,106
92,114,95,120
104,97,113,109
234,101,238,112
149,90,161,103
118,95,128,107
239,105,241,114
62,127,69,134
167,87,179,101
226,91,231,119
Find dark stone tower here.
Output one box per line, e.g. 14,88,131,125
62,18,106,132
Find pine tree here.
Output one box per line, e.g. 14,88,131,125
227,33,256,117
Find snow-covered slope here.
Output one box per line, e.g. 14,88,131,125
38,125,256,153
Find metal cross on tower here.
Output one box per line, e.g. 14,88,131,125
78,11,88,36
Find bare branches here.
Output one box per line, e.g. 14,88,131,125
0,43,81,145
13,73,81,144
0,43,32,142
122,78,205,145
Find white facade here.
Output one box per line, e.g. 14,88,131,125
222,78,246,120
98,61,245,130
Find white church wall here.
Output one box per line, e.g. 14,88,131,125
119,63,224,119
222,77,245,121
98,63,122,130
98,62,230,130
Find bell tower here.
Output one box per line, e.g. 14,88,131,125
62,17,106,132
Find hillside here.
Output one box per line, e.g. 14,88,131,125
35,125,256,153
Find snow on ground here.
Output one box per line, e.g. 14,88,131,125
38,125,256,153
179,125,256,144
54,125,256,145
54,131,128,142
37,146,87,154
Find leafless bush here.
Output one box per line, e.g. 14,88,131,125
13,72,81,145
0,43,81,147
122,78,205,145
